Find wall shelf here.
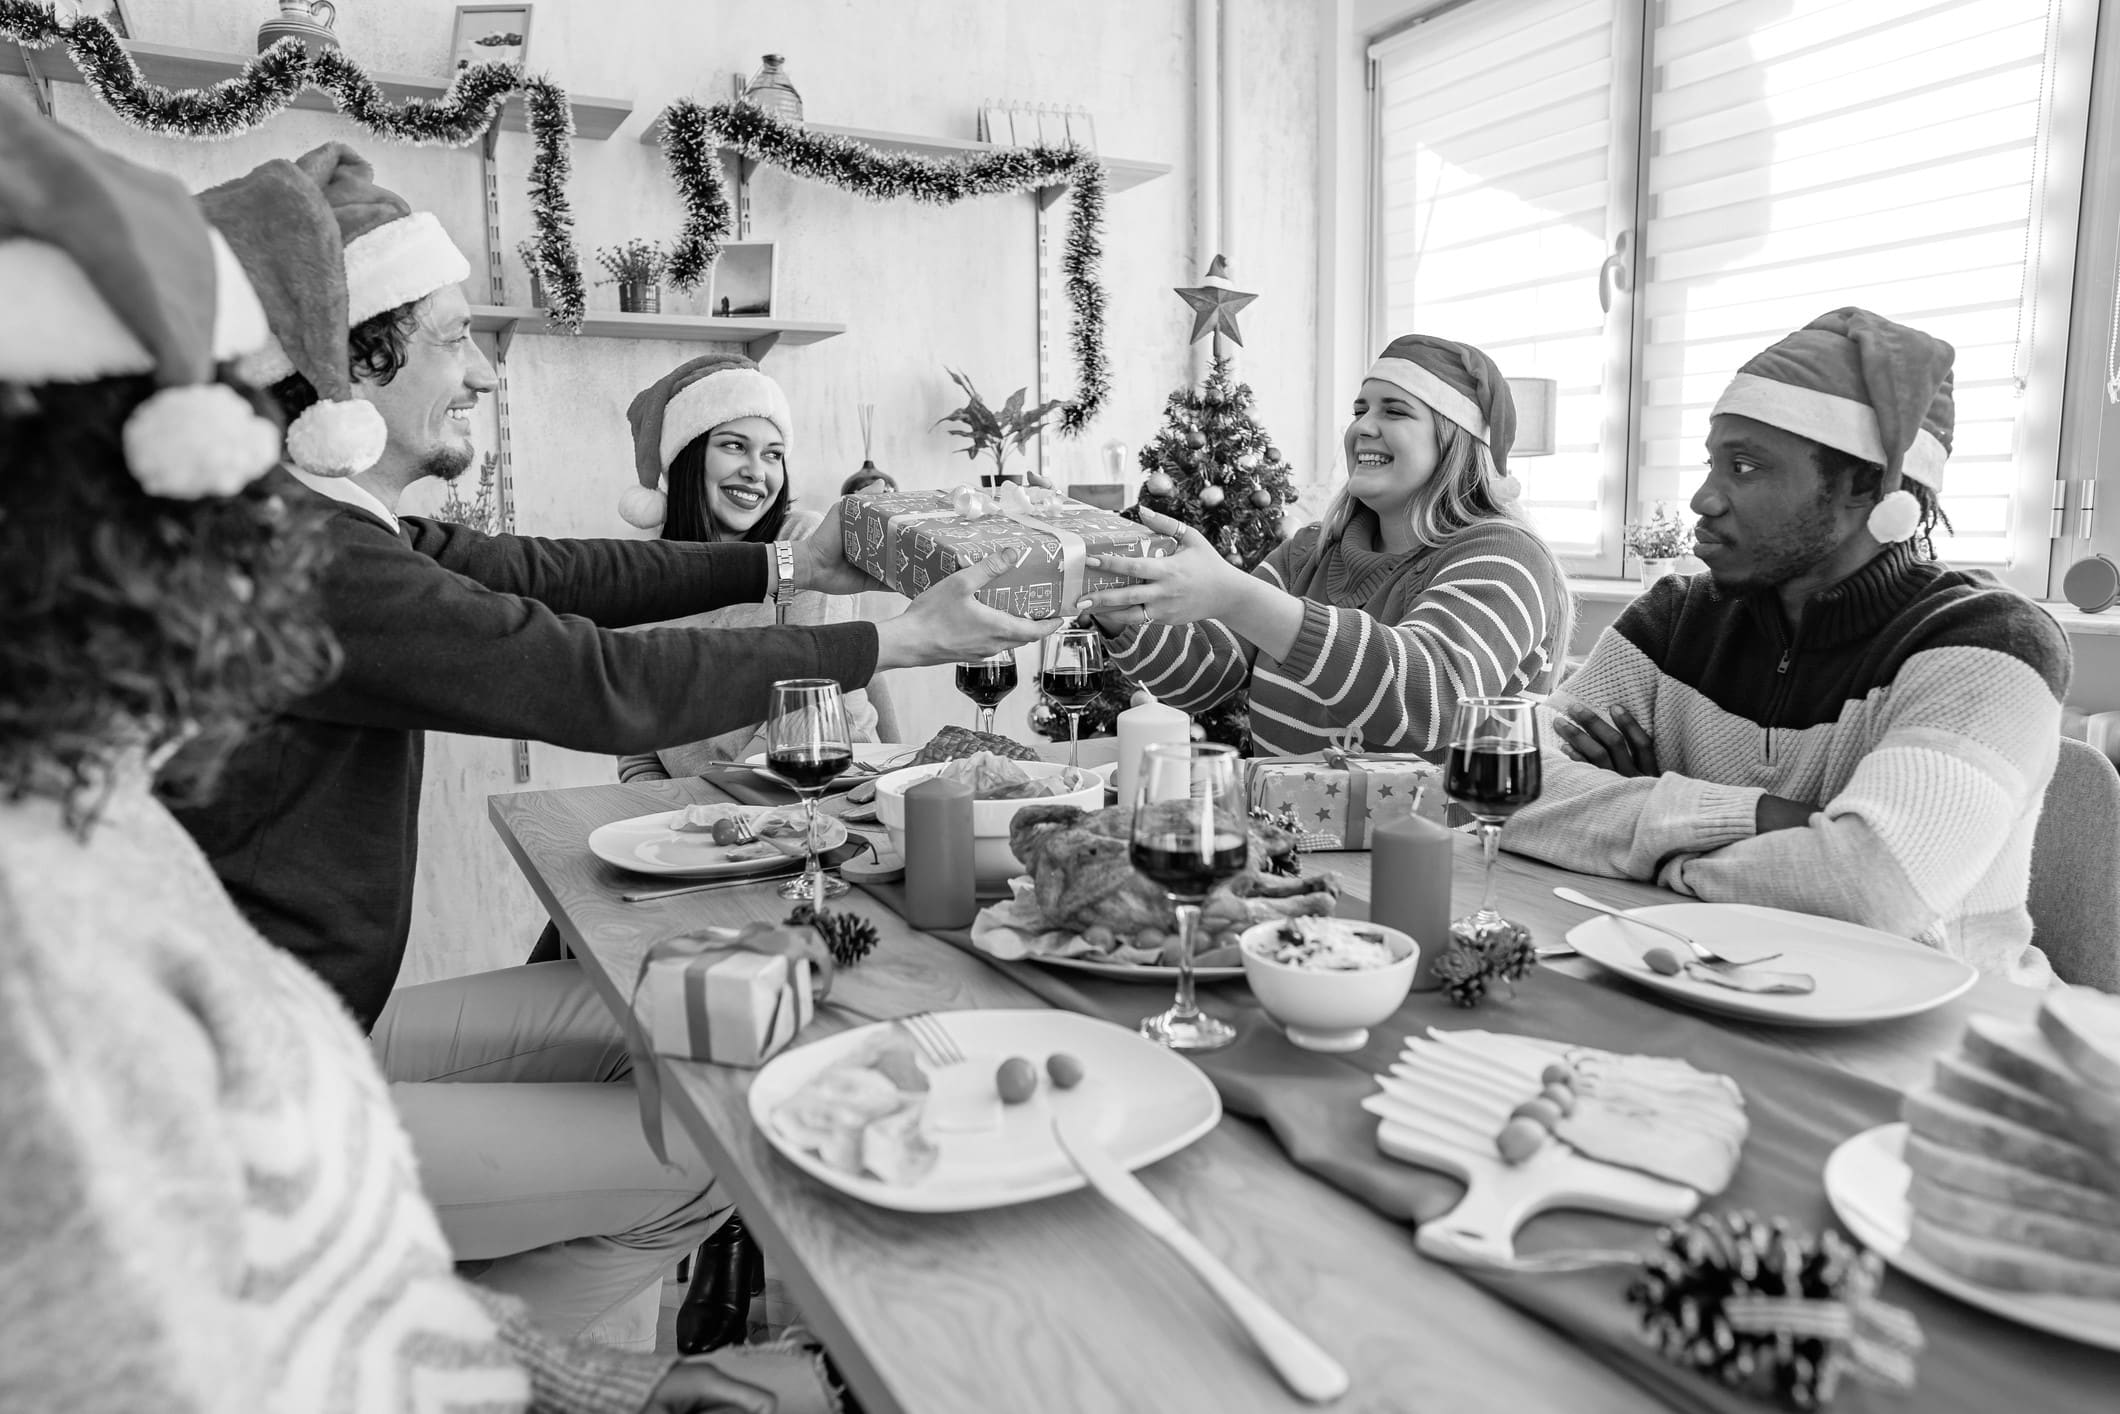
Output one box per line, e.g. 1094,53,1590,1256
470,305,845,362
636,112,1172,194
0,40,633,140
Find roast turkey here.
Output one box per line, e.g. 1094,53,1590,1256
1007,803,1338,938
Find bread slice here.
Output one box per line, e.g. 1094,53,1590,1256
1904,1132,2120,1227
1908,1171,2120,1266
1932,1052,2070,1137
1901,1087,2120,1195
2040,989,2120,1089
1909,1216,2120,1300
1960,1016,2120,1161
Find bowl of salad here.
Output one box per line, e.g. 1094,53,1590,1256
1239,916,1418,1052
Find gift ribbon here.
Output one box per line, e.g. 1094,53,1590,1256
1253,735,1435,850
621,924,835,1165
866,486,1096,610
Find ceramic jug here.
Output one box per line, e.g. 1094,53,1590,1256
258,0,339,56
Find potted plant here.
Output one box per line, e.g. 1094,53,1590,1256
933,368,1064,488
595,239,667,314
1622,502,1692,585
516,240,546,309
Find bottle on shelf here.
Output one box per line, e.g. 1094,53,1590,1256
743,55,804,125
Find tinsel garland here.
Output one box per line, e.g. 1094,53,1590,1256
660,99,1112,430
0,6,584,328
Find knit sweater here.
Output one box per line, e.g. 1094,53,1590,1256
0,771,674,1414
171,470,879,1029
1502,544,2070,985
1106,512,1570,759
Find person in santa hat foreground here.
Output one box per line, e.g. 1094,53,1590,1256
1503,309,2070,988
0,96,819,1414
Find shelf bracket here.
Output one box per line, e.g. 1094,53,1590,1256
1032,185,1070,482
744,331,782,362
721,149,760,242
14,45,53,116
479,121,530,785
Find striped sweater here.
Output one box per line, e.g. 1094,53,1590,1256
0,770,675,1414
1106,513,1570,759
1501,544,2070,986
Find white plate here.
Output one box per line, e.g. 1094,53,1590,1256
1565,903,1977,1027
1029,954,1246,983
587,806,850,879
747,1009,1221,1213
1825,1123,2120,1351
742,742,917,787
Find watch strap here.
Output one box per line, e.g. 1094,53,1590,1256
772,541,798,621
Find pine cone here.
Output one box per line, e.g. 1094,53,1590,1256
786,903,879,968
1433,941,1489,1007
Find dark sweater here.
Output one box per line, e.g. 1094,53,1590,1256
171,471,878,1028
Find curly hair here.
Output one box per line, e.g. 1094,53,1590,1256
0,375,342,830
269,297,422,419
662,430,794,544
1814,443,1951,548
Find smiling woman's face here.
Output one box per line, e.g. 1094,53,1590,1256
700,416,786,534
1342,378,1442,521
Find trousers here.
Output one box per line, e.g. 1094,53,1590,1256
372,960,730,1345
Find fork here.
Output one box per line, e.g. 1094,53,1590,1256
897,1010,967,1066
1551,886,1780,967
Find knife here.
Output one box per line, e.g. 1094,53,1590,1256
1050,1109,1350,1404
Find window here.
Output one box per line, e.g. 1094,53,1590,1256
1371,0,2099,592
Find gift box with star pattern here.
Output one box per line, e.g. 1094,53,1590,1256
1247,755,1445,851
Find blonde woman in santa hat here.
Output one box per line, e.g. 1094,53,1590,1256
0,100,812,1414
1077,333,1572,761
612,352,890,782
1504,308,2069,987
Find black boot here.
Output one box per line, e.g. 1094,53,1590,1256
675,1216,762,1354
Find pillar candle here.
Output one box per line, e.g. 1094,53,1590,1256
904,778,976,930
1116,693,1190,806
1370,814,1455,991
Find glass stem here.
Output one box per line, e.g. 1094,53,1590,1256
802,794,824,905
1477,819,1501,920
977,705,995,735
1067,709,1082,767
1171,901,1202,1020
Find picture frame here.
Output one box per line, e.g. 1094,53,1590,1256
979,100,1015,146
61,0,129,37
1035,103,1068,148
708,241,777,320
451,4,533,74
1063,105,1099,153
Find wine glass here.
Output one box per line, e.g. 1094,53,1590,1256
954,648,1018,735
1444,697,1543,951
764,678,852,902
1132,743,1246,1051
1041,626,1104,767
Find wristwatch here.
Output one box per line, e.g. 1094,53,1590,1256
772,541,798,624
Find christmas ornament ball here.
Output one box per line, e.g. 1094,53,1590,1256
1249,486,1274,508
1264,446,1283,464
1189,722,1207,741
1186,429,1207,448
1027,698,1061,735
1199,484,1226,509
1145,471,1174,497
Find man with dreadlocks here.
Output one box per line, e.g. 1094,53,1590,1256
1504,309,2069,988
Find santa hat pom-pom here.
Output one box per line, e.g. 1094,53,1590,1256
285,399,387,477
124,385,281,500
618,483,667,529
1491,472,1525,504
1867,487,1921,543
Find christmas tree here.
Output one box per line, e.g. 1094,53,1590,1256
1028,257,1300,749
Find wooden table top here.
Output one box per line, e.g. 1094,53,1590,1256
488,770,2035,1414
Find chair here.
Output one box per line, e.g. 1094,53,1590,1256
2027,736,2120,992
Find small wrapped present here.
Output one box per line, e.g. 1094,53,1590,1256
1248,747,1444,852
843,482,1176,619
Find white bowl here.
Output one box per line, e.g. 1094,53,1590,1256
873,760,1105,890
1238,919,1420,1053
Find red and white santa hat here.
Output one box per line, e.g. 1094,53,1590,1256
1711,307,1955,544
199,142,470,478
619,353,794,528
0,96,280,499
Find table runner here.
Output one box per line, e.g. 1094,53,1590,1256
849,882,2119,1413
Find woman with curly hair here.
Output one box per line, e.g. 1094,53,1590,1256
1076,334,1572,760
0,102,817,1414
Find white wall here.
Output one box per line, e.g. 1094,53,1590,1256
11,0,1321,982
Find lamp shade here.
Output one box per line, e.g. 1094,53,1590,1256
1506,376,1558,457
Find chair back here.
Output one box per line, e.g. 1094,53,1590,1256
2028,736,2120,991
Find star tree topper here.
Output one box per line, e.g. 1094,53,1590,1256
1174,254,1257,346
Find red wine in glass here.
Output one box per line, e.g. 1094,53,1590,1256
955,659,1018,707
1129,830,1247,901
1040,668,1100,708
1445,741,1543,819
769,745,855,793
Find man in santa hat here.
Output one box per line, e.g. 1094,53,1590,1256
174,142,1051,1345
1503,309,2069,988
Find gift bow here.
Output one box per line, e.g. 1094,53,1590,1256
1722,1256,1924,1400
1321,728,1433,773
621,923,835,1165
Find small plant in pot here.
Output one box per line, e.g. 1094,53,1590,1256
933,368,1064,488
595,239,667,315
1622,502,1693,585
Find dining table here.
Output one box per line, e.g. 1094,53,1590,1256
486,748,2114,1414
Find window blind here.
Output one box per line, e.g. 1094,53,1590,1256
1638,0,2063,566
1372,0,1625,554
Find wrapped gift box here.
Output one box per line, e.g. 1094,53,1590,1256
643,948,814,1067
1248,755,1445,851
844,487,1176,619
